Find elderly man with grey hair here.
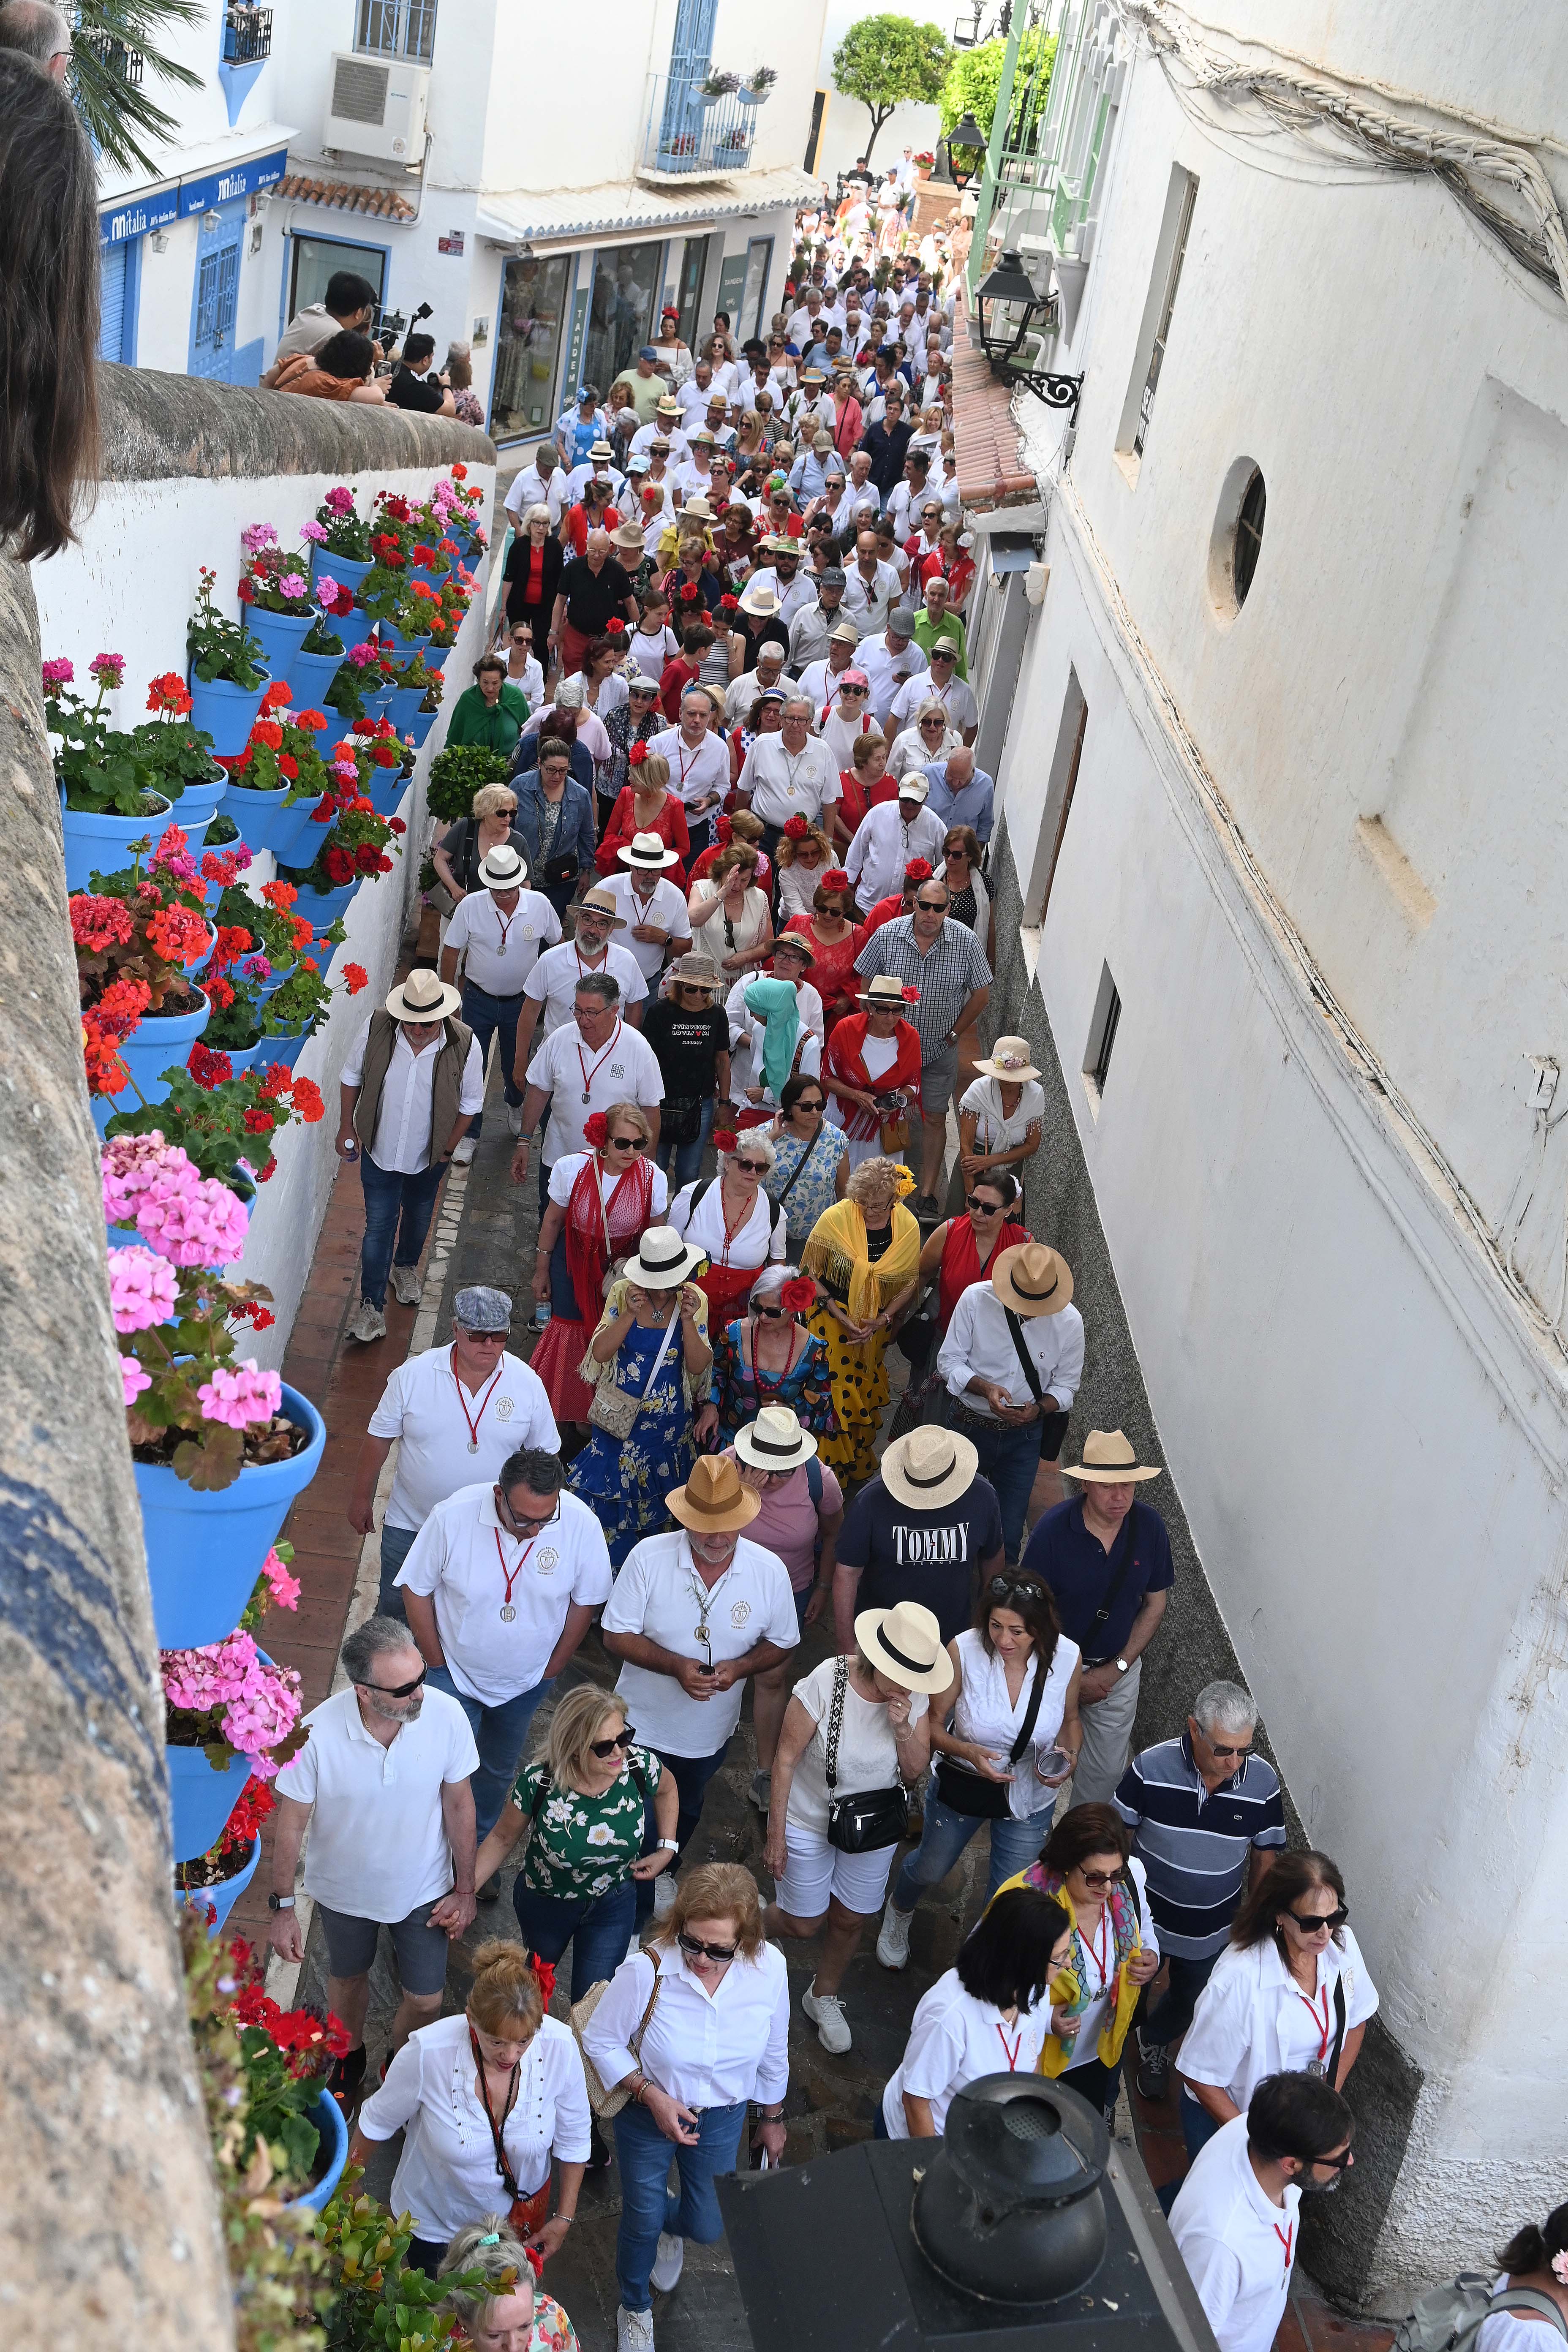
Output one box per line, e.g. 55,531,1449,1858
267,1614,481,2112
1114,1677,1286,2102
0,0,72,76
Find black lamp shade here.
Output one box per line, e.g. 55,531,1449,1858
949,110,986,152
975,249,1046,365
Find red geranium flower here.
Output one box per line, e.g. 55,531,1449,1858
388,816,407,834
343,963,368,994
583,1111,610,1150
781,1277,817,1315
783,815,810,840
250,720,283,751
904,858,934,882
277,754,298,780
295,708,328,731
261,681,292,711
236,577,256,603
187,1040,232,1090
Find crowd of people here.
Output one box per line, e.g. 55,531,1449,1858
285,208,1419,2352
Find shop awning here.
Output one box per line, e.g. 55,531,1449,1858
476,167,820,249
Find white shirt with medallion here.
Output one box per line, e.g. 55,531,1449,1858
581,1938,789,2111
396,1483,613,1705
370,1345,560,1534
647,724,730,815
882,1966,1051,2138
737,733,841,828
523,939,649,1035
442,887,561,996
526,1016,664,1167
341,1025,486,1174
668,1176,789,1275
601,871,691,979
601,1529,800,1755
358,2012,591,2239
1169,2113,1301,2352
1177,1928,1379,2115
272,1685,480,1922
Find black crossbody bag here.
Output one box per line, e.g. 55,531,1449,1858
824,1657,910,1852
1081,1501,1143,1668
934,1647,1048,1820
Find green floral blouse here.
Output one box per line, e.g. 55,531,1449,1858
509,1745,657,1900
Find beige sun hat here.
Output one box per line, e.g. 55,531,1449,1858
854,1598,955,1694
734,1403,818,1473
625,1222,705,1290
610,522,646,555
879,1425,978,1511
1062,1428,1163,1483
859,972,917,1010
738,574,782,618
385,967,461,1022
667,951,723,991
974,1036,1042,1083
618,829,681,871
576,887,628,930
667,1451,760,1533
991,1241,1073,1318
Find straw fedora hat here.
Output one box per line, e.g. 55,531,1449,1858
667,1452,760,1535
618,829,681,871
975,1036,1041,1083
1062,1428,1162,1484
991,1241,1073,1318
738,574,782,619
624,1223,704,1288
770,931,815,963
477,843,529,892
880,1426,978,1511
576,887,628,930
667,951,723,991
734,1403,818,1473
385,966,461,1022
854,1599,954,1694
610,522,646,555
859,972,917,1010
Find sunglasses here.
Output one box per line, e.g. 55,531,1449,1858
735,1159,770,1175
365,1666,427,1700
794,1098,824,1113
608,1135,649,1151
914,899,947,913
1285,1905,1349,1933
1078,1867,1123,1890
987,1573,1048,1604
589,1726,637,1759
754,1301,787,1319
1201,1735,1253,1759
966,1194,1003,1213
678,1930,738,1964
1307,2147,1356,2172
457,1327,509,1344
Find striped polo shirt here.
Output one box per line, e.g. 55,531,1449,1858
1114,1734,1286,1959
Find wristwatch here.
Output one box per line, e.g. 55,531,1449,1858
267,1892,296,1911
1114,1658,1130,1675
657,1838,680,1853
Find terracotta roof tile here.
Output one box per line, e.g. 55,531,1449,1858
277,173,417,224
950,298,1037,515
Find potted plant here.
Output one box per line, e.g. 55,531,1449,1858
104,1048,329,1197
355,543,433,663
221,684,332,858
700,67,738,100
313,566,376,654
174,1770,275,1936
434,460,487,555
102,1118,253,1266
308,482,376,594
221,1950,353,2216
279,735,404,928
47,655,184,890
188,565,272,754
289,597,352,708
323,637,395,730
383,647,440,735
74,828,214,1134
162,1623,309,1856
913,148,936,180
408,658,446,749
738,63,777,102
203,914,368,1074
207,874,314,1007
235,523,321,672
427,742,512,825
135,669,230,832
346,713,417,820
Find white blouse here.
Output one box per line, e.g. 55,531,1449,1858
958,1074,1044,1159
785,1655,929,1836
777,858,830,923
950,1626,1079,1822
581,1939,790,2111
357,2012,591,2243
669,1175,787,1273
882,1967,1050,2138
1178,1929,1379,2113
689,878,770,958
888,722,962,779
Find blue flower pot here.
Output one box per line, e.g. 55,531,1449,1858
167,768,228,833
255,1019,314,1072
311,547,373,597
270,795,336,868
245,604,316,678
278,876,359,939
93,991,212,1138
167,1741,253,1863
338,607,378,652
60,789,174,894
175,1833,260,1935
187,665,272,758
359,682,396,726
384,685,425,732
364,767,410,820
406,705,439,748
224,782,325,859
287,646,346,700
423,640,454,673
285,2091,348,2218
252,963,296,1004
137,1380,327,1649
377,622,431,661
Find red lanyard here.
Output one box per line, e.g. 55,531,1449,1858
493,1527,540,1617
676,738,702,789
995,2021,1022,2072
717,1180,755,1267
577,1017,623,1107
452,1355,504,1454
1081,1908,1111,1991
493,902,517,952
1296,1981,1331,2067
1273,2222,1294,2279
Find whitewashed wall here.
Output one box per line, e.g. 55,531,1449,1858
33,449,495,1372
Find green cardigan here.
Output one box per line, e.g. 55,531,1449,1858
445,681,529,751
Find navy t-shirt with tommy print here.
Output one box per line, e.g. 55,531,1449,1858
836,1472,1004,1644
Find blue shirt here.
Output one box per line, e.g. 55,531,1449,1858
924,760,995,843
1115,1734,1286,1958
1019,1494,1173,1662
556,406,606,468
837,1472,1004,1644
788,450,831,501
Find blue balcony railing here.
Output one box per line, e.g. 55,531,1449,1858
639,70,768,176
223,5,273,64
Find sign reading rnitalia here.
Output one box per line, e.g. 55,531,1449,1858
98,145,289,245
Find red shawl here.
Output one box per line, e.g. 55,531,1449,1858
938,1214,1031,1329
825,1013,923,1141
563,1153,655,1325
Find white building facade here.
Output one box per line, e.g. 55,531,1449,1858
970,0,1568,2307
94,0,823,442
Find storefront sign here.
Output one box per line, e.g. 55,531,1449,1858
99,186,180,248
438,230,465,256
178,145,289,218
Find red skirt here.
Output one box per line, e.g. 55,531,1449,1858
698,1261,765,1324
530,1312,596,1425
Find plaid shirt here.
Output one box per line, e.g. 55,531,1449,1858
853,914,991,1054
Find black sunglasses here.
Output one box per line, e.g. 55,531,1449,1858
1285,1905,1349,1933
754,1301,787,1319
1078,1867,1123,1890
794,1097,824,1113
1298,2145,1355,2172
678,1930,738,1963
608,1135,649,1151
365,1665,427,1700
589,1726,637,1759
735,1158,770,1174
987,1573,1048,1605
914,898,947,913
966,1193,1004,1213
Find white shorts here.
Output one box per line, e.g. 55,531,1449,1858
777,1819,899,1919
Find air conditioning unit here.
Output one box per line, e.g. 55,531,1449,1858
324,52,429,164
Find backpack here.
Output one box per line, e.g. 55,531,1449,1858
1392,2279,1568,2352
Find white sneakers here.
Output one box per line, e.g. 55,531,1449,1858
346,1301,387,1344
617,2308,655,2352
389,1265,423,1307
803,1981,852,2054
651,2232,685,2292
876,1899,913,1971
452,1134,477,1164
653,1869,678,1919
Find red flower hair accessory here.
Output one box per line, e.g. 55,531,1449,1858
901,984,920,1002
904,858,934,882
719,593,739,612
605,618,626,635
714,814,733,845
583,1111,611,1150
782,814,810,841
628,742,649,766
821,868,852,892
781,1277,817,1315
712,1129,739,1154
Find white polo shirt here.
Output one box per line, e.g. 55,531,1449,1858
736,733,841,829
273,1684,480,1923
646,725,729,817
442,887,561,997
397,1482,612,1706
526,1016,664,1168
1170,2113,1301,2352
882,1967,1052,2138
601,1529,799,1756
601,870,691,979
341,1024,486,1175
523,939,648,1035
370,1345,560,1534
859,636,929,725
844,800,947,912
1177,1930,1379,2115
891,668,977,735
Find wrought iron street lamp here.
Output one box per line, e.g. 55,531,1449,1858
944,109,986,192
974,247,1084,418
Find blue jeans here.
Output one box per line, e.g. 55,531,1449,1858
376,1520,419,1620
512,1876,637,2004
1181,2091,1224,2164
358,1151,444,1310
656,1095,715,1190
634,1740,732,1925
613,2094,747,2311
1141,1950,1220,2052
891,1788,1052,1913
947,1403,1043,1563
424,1667,555,1841
460,982,525,1140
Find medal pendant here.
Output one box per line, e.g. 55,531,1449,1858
467,1439,479,1454
1306,2058,1325,2077
582,1089,591,1104
500,1604,517,1622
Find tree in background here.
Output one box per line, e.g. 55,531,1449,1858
831,15,954,165
939,24,1056,157
71,0,204,175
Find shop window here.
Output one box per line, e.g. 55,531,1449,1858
492,252,571,441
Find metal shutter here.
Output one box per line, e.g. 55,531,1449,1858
99,240,128,363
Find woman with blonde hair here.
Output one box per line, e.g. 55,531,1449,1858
353,1939,590,2276
596,744,691,882
432,779,531,905
581,1863,789,2346
438,2215,581,2352
802,1154,923,1481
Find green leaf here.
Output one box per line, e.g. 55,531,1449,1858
172,1422,244,1490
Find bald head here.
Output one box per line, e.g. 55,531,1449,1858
943,747,975,788
0,0,71,73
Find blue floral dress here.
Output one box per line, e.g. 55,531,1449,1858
567,1280,708,1568
712,1318,839,1442
764,1123,848,1258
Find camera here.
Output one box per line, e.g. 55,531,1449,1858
373,297,433,343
